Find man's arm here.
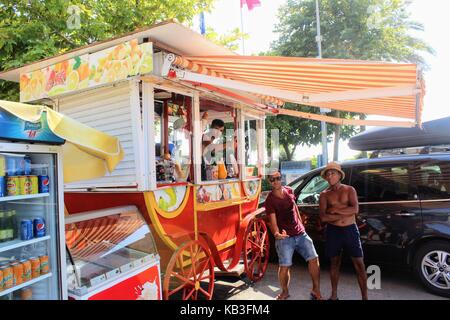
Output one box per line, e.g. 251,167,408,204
319,193,342,223
268,213,288,239
327,187,359,217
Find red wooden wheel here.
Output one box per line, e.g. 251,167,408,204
163,240,215,300
243,218,270,282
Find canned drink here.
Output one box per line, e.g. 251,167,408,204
5,157,17,176
0,176,5,197
0,154,5,176
20,287,33,300
29,176,38,195
39,255,49,274
19,176,32,195
20,259,31,282
0,265,13,289
38,175,49,193
11,262,23,286
6,176,21,196
24,156,32,175
33,217,46,238
29,257,40,279
20,219,33,240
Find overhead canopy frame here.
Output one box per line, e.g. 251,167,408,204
163,54,425,128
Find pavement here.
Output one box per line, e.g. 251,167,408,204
213,261,448,300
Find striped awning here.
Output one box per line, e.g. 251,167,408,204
170,55,425,127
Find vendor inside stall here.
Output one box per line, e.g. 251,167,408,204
200,102,239,181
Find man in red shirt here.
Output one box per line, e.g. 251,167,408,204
265,171,322,300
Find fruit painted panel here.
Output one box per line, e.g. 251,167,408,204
20,55,89,102
19,40,153,102
89,40,153,86
153,186,187,212
196,183,241,204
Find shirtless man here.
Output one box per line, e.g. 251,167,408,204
319,162,368,300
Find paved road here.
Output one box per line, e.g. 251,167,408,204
213,262,448,300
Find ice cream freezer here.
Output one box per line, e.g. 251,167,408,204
64,205,162,300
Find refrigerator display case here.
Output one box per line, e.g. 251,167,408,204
0,143,66,300
65,206,162,300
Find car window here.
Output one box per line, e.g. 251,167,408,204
297,175,328,205
351,164,413,202
415,161,450,200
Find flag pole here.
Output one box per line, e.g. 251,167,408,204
240,2,246,55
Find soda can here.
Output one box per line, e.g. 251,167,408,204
0,154,5,176
38,175,50,193
11,262,23,286
5,156,17,176
39,255,49,274
0,176,5,197
6,176,21,196
24,156,32,175
20,259,32,282
19,176,32,195
33,217,46,238
20,288,33,300
29,176,38,195
0,265,13,289
29,257,40,279
20,219,33,240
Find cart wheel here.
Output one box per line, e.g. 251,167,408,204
163,240,215,300
243,218,270,282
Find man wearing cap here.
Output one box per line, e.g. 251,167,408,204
319,162,368,300
265,171,322,300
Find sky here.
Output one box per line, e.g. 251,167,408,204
199,0,450,160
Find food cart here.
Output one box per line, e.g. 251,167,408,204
0,21,425,300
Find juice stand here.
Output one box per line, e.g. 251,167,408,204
0,21,425,300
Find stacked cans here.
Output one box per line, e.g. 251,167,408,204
0,154,50,197
20,217,46,240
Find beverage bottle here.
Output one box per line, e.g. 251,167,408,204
5,210,14,241
0,211,6,242
9,210,17,239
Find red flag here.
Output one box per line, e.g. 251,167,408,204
240,0,261,11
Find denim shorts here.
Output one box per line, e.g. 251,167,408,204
275,232,319,267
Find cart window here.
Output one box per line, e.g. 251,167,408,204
154,90,192,184
244,117,260,178
200,104,239,182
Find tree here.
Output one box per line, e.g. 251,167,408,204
268,0,433,160
0,0,215,101
205,27,249,52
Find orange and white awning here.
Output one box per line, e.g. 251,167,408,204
164,54,425,127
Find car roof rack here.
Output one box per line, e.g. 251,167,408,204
369,145,450,158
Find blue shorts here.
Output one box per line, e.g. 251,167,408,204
275,232,319,267
325,224,364,258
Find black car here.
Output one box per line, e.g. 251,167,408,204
288,151,450,297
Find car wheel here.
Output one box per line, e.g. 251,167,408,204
413,241,450,298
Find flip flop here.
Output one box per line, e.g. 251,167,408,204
276,293,290,300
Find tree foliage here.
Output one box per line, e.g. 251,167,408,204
267,0,433,160
0,0,214,101
205,27,248,52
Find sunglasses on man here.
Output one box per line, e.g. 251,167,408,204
269,176,281,183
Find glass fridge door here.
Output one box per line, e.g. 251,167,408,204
0,150,64,300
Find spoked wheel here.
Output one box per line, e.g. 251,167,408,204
243,218,270,282
163,240,215,300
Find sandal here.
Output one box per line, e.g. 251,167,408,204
276,293,290,300
309,292,322,300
